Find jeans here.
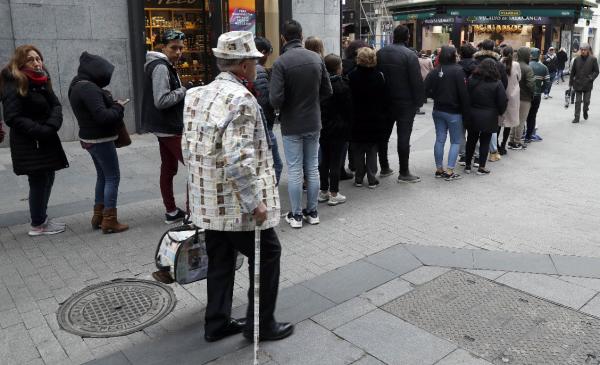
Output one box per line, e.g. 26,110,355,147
489,133,498,153
28,171,55,226
557,68,565,82
465,129,492,169
352,142,378,185
545,71,557,95
319,139,345,193
282,132,320,215
574,90,592,120
432,110,463,170
158,136,187,213
268,129,283,185
87,141,120,209
204,228,281,336
526,95,542,139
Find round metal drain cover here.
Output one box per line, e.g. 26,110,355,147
57,279,176,337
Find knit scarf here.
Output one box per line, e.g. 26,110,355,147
21,67,48,86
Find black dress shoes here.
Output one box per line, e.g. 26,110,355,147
204,318,247,342
243,322,294,342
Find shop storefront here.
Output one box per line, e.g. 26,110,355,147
387,1,596,54
127,0,288,130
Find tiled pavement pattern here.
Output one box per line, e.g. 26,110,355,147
84,244,600,365
0,81,599,363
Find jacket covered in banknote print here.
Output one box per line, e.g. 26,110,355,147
182,71,280,231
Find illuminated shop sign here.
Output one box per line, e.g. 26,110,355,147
448,9,574,17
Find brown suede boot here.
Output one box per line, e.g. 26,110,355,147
91,204,104,230
101,208,129,234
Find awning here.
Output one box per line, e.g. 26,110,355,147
386,0,598,9
448,9,576,17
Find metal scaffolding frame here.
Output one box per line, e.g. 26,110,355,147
359,0,392,46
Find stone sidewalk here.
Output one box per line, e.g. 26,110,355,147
86,243,600,365
1,80,600,364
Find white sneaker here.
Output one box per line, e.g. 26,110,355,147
318,191,330,203
28,221,65,236
285,212,303,229
48,218,66,228
328,193,346,206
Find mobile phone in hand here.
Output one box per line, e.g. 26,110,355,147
120,99,131,105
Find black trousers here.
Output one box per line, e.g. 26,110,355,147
390,107,416,174
204,228,281,336
28,171,55,226
465,129,492,169
319,139,345,193
574,90,592,120
525,95,542,139
378,120,395,171
497,126,511,148
352,142,378,185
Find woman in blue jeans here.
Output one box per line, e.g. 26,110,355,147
69,52,128,233
424,46,471,181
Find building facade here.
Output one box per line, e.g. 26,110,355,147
344,0,598,54
0,0,340,145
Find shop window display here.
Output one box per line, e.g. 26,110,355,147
145,4,212,87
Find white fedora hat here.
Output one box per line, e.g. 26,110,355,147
212,31,264,60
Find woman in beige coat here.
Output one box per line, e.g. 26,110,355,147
497,46,521,156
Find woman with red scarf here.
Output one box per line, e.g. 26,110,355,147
0,45,68,236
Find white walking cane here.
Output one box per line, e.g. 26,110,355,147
253,224,261,365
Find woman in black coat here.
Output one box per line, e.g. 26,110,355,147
349,47,387,188
69,52,128,234
465,59,508,175
0,45,68,236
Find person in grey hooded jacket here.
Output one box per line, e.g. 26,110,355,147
142,30,188,224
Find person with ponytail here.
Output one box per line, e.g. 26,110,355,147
0,45,68,236
496,46,521,156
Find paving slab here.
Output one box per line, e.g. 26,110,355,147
312,297,377,330
335,309,456,365
473,251,557,274
360,278,414,306
496,272,597,310
302,260,396,304
351,354,386,365
207,320,365,365
404,245,474,269
551,255,600,278
464,269,506,280
580,294,600,318
435,349,493,365
84,351,132,365
363,244,423,275
401,266,450,285
559,276,600,292
274,284,336,324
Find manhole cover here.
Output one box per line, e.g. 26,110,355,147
383,270,600,365
57,279,176,337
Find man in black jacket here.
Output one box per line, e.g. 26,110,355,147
377,25,425,183
270,20,332,228
142,30,188,224
252,36,283,184
570,43,599,123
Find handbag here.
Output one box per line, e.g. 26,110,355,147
152,224,244,285
114,123,131,148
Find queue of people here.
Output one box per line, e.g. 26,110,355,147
0,19,599,347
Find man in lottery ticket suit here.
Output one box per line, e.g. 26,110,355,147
182,31,294,343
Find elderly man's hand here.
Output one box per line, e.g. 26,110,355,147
253,202,268,226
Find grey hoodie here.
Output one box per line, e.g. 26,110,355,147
144,51,186,110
